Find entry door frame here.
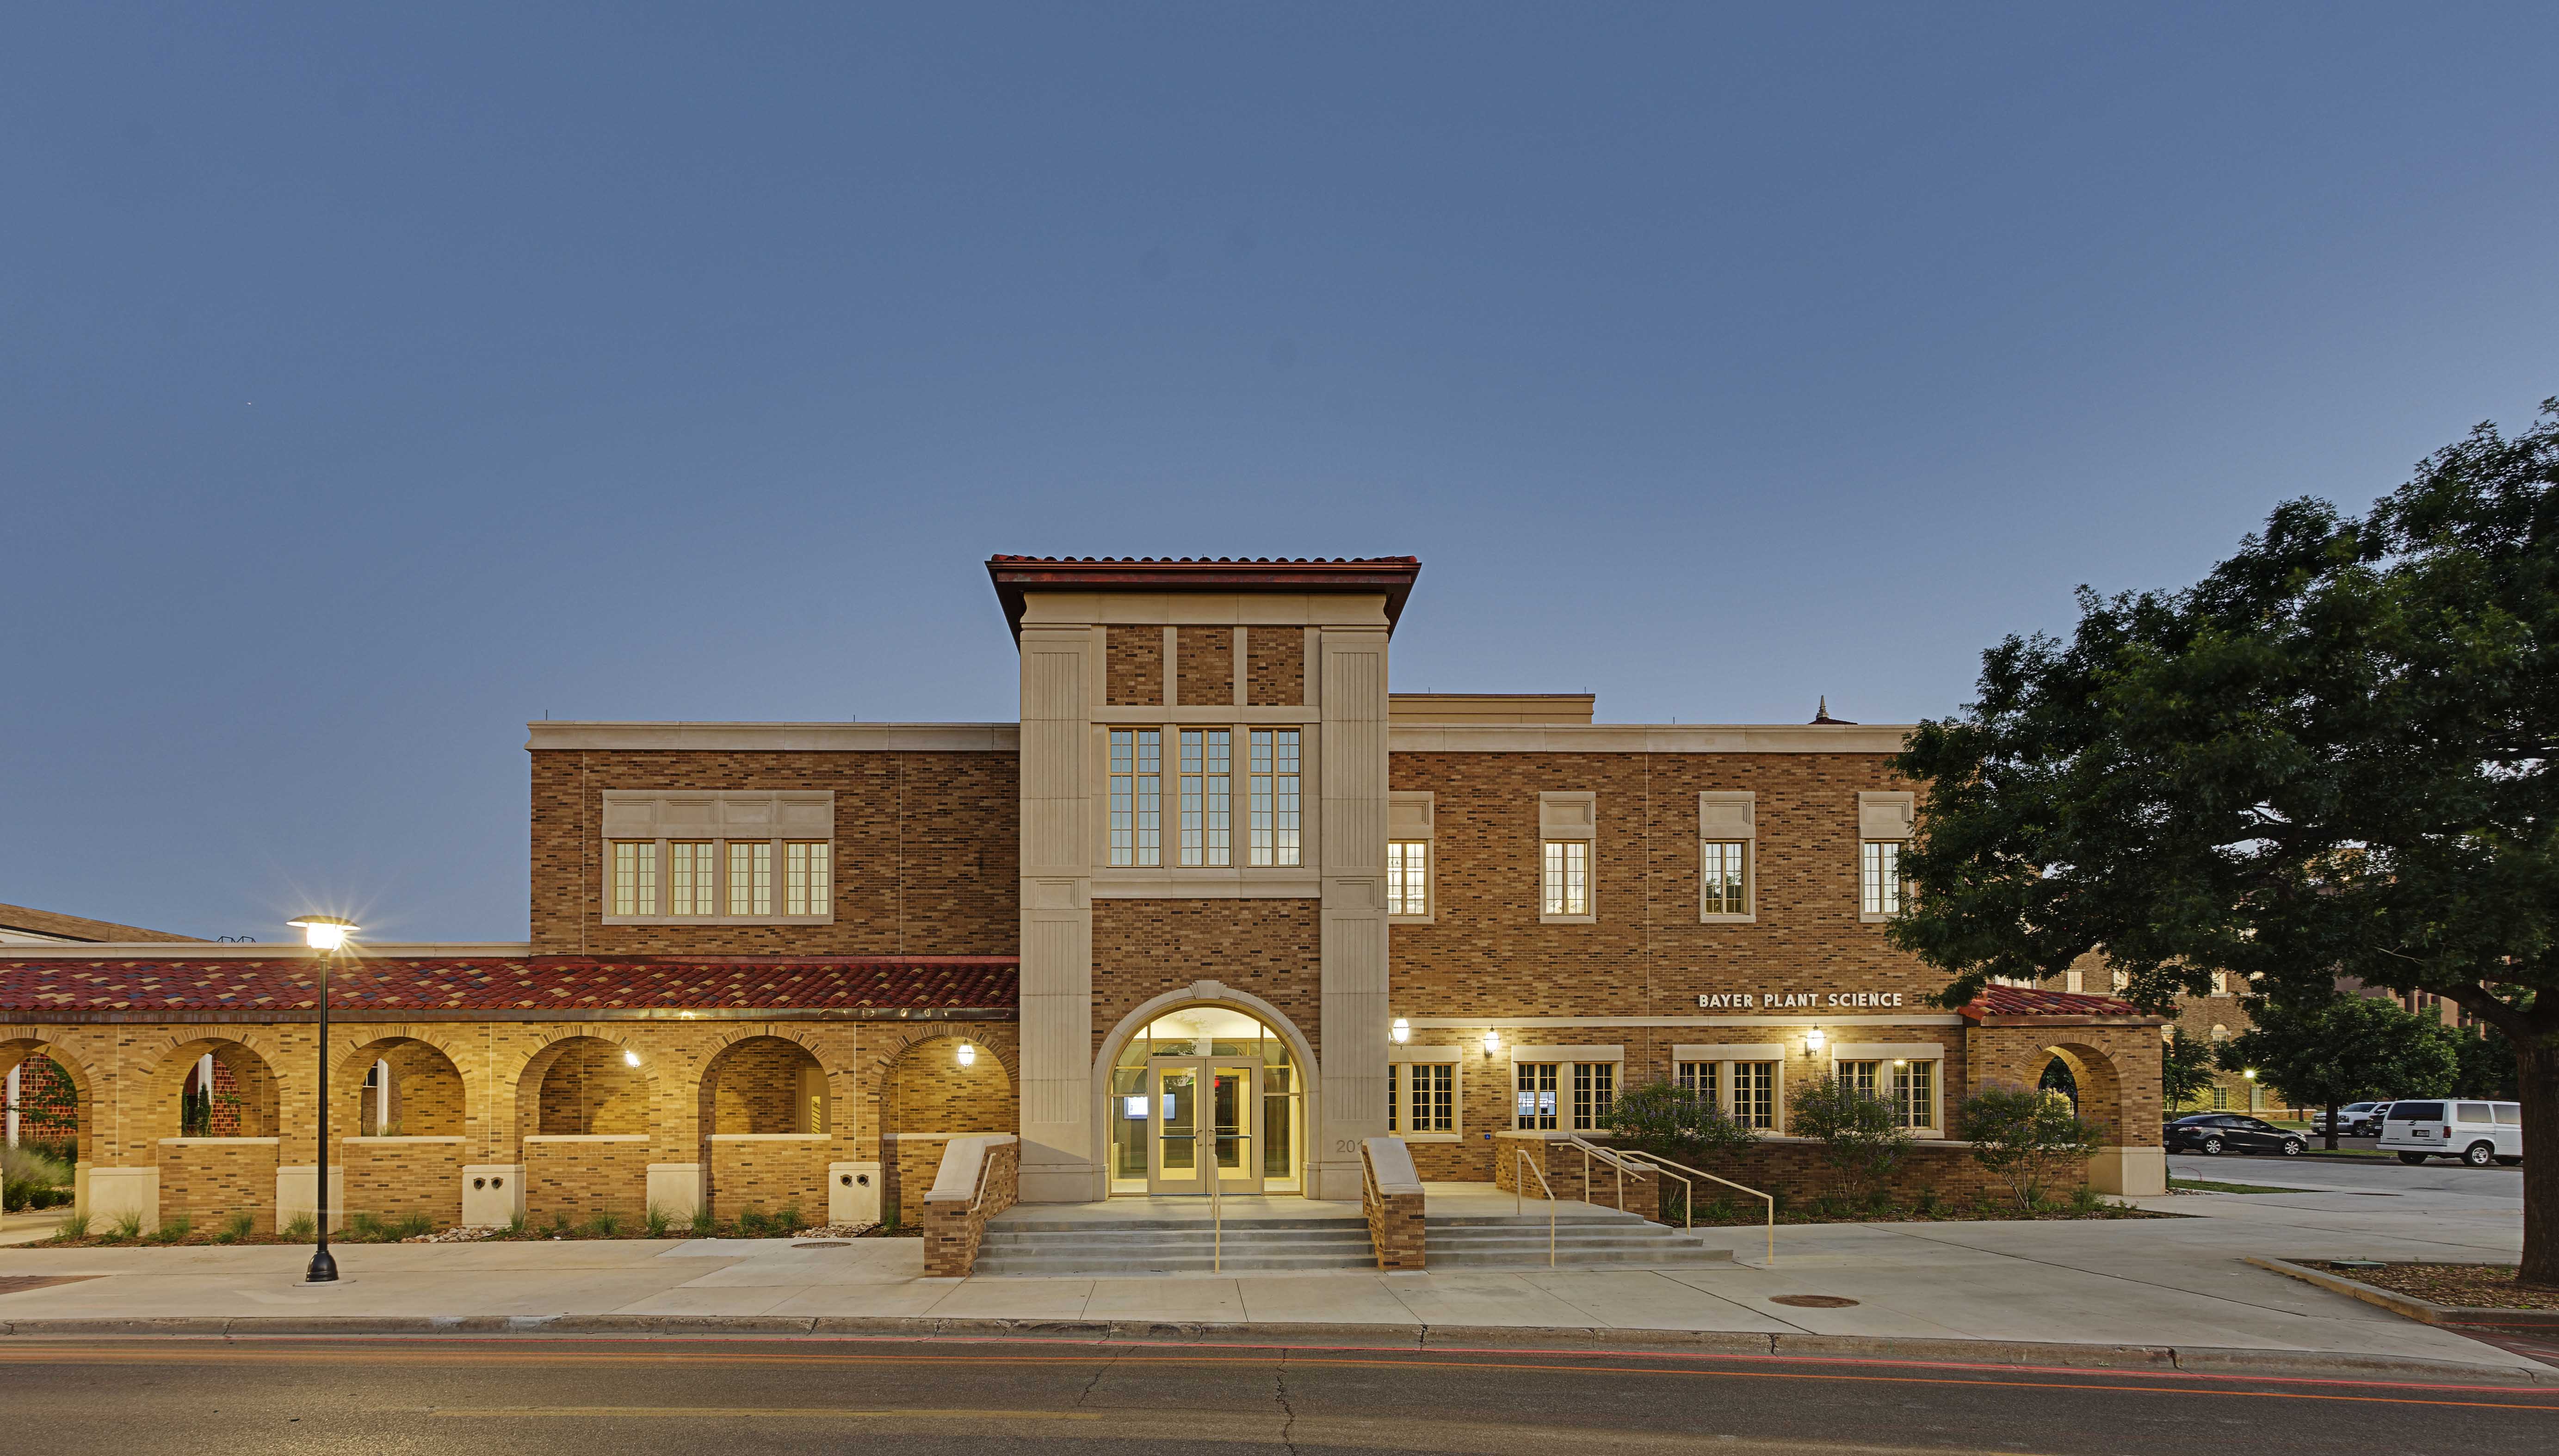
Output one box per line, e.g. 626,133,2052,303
1145,1055,1264,1196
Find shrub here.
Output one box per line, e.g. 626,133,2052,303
776,1204,804,1233
506,1210,527,1236
393,1211,433,1240
2,1143,74,1212
152,1215,193,1244
1601,1079,1757,1165
586,1212,623,1238
644,1203,672,1239
1953,1083,2106,1210
52,1211,91,1242
215,1210,254,1244
108,1209,146,1242
347,1211,388,1243
1788,1072,1912,1203
282,1212,316,1240
689,1204,715,1235
736,1208,771,1238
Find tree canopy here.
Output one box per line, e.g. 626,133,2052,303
2220,993,2460,1147
1889,401,2559,1282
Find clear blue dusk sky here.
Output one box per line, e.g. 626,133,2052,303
4,6,2554,942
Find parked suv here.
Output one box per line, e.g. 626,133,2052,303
2379,1100,2524,1166
2165,1113,2306,1157
2310,1102,2387,1137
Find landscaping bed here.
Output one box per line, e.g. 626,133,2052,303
14,1207,914,1249
2323,1262,2559,1311
1677,1190,2178,1226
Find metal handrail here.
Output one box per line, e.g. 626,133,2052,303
967,1141,1001,1216
1210,1153,1221,1272
1562,1135,1652,1214
1613,1148,1776,1265
1512,1148,1557,1269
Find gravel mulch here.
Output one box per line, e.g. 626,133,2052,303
2327,1262,2559,1310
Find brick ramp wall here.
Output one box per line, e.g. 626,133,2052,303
524,1136,650,1222
881,1133,952,1227
710,1135,830,1221
921,1138,1018,1277
340,1137,463,1225
156,1138,278,1234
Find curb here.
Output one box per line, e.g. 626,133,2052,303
2246,1256,2559,1329
0,1314,2549,1382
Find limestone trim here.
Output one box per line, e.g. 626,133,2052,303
1088,981,1323,1200
1826,1041,1947,1061
1403,1014,1965,1029
1088,874,1321,900
1698,790,1757,924
1537,790,1597,925
1388,724,1914,754
1506,1044,1625,1063
526,723,1017,752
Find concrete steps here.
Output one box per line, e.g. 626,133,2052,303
973,1215,1374,1275
1424,1206,1736,1268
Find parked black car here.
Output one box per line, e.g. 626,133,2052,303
2165,1113,2306,1157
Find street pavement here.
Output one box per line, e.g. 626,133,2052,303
2,1333,2553,1454
0,1157,2545,1381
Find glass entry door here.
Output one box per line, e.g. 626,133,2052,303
1147,1057,1261,1195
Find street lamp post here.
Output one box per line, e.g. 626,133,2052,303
288,915,357,1284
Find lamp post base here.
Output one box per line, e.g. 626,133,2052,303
305,1245,339,1283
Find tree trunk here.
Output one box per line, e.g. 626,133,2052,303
2521,1037,2559,1288
2324,1100,2340,1152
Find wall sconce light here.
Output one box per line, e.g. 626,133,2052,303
2242,1067,2257,1081
1481,1029,1501,1057
1804,1027,1826,1052
1892,1058,1908,1068
1390,1017,1410,1044
957,1041,978,1068
623,1050,642,1068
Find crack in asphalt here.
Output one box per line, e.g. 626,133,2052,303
1273,1355,1299,1456
1071,1345,1119,1408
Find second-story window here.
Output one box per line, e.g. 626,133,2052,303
612,841,658,916
670,841,718,916
1387,840,1429,916
1860,840,1904,916
1700,840,1748,916
726,840,773,917
1110,728,1162,866
1179,728,1230,866
785,841,830,916
1249,728,1300,866
1542,840,1589,917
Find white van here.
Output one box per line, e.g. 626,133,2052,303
2379,1099,2523,1166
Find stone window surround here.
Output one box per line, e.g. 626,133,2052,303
1507,1043,1621,1131
1385,1043,1463,1141
1088,718,1321,893
1825,1041,1947,1136
1698,790,1755,924
1857,790,1915,924
1670,1043,1790,1134
1387,790,1434,924
1538,791,1597,925
600,790,835,926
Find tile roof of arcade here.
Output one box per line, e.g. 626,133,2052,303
984,555,1422,637
1960,984,2161,1024
0,956,1019,1023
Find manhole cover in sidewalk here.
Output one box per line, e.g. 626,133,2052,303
1768,1295,1860,1308
0,1276,103,1297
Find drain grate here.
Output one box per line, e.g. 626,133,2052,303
1768,1294,1860,1308
790,1241,852,1249
0,1276,104,1298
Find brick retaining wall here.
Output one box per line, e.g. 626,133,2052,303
339,1137,464,1225
156,1137,277,1233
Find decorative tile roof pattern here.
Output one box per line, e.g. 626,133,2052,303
0,956,1018,1019
1960,985,2152,1021
985,555,1422,636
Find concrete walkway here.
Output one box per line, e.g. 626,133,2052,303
0,1170,2544,1381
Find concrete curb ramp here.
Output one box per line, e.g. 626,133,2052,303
0,1314,2549,1385
2246,1256,2559,1328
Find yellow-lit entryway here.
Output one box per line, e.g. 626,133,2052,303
1107,1005,1303,1197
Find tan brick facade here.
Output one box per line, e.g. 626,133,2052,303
1090,900,1321,1056
1244,626,1302,705
1106,624,1163,705
340,1137,465,1224
155,1138,278,1233
1177,626,1235,706
706,1135,829,1220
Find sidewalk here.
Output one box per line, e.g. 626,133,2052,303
0,1176,2546,1382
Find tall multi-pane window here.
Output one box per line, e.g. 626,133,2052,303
1896,1061,1936,1129
1675,1061,1720,1105
785,841,831,917
1542,840,1590,916
1700,841,1748,916
1840,1060,1881,1099
1386,841,1429,917
1385,1063,1400,1133
1179,729,1231,866
1249,728,1301,866
1571,1062,1615,1130
1410,1062,1454,1133
670,841,718,916
726,840,773,917
1514,1062,1560,1129
1731,1061,1778,1129
612,841,658,916
1860,840,1904,916
1110,729,1163,867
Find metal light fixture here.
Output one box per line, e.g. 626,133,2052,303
286,914,357,1284
1390,1017,1410,1044
1804,1026,1826,1052
623,1049,642,1068
957,1041,977,1068
1481,1028,1501,1057
2243,1068,2257,1080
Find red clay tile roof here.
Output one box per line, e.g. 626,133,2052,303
0,956,1018,1021
1960,985,2153,1021
985,555,1421,636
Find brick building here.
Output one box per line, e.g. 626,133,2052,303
1,555,2165,1237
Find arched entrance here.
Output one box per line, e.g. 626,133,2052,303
333,1036,468,1138
1101,1002,1309,1197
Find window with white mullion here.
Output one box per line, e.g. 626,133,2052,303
1542,840,1589,916
726,840,773,917
786,840,831,916
612,841,658,916
1249,728,1301,867
1386,840,1429,917
1861,840,1904,916
1110,728,1164,867
669,841,718,916
1180,728,1231,866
